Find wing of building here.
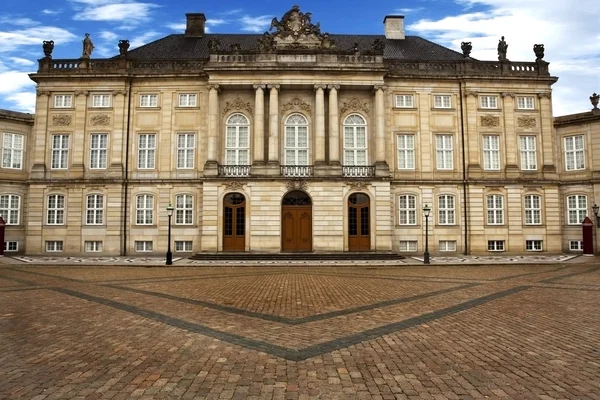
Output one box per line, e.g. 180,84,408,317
2,6,599,256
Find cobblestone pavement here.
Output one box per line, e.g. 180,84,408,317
1,263,599,399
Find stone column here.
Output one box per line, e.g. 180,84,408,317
253,84,266,165
538,92,556,176
374,85,389,175
205,84,219,174
31,90,51,179
71,90,88,177
502,92,518,178
109,90,127,177
314,84,326,165
328,84,340,166
267,84,280,165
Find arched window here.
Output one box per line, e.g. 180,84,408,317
225,113,250,166
284,114,308,166
343,114,367,166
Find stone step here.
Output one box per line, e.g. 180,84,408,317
189,252,405,261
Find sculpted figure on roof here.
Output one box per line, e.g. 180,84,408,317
270,5,321,37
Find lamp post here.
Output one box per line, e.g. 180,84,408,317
166,203,174,265
593,204,600,227
423,204,431,264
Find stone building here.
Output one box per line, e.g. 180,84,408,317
2,6,594,256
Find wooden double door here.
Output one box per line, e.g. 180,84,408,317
281,191,312,252
348,193,370,251
223,193,245,252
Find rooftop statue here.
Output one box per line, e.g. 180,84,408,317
82,33,94,58
461,41,472,58
497,36,508,61
270,5,321,37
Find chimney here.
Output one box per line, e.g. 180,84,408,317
383,15,405,40
185,13,206,37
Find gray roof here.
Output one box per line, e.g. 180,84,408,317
123,34,465,62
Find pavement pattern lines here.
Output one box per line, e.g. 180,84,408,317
1,264,599,399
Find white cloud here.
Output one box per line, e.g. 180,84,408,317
239,15,273,33
128,31,161,50
0,17,38,27
0,27,78,53
99,30,118,41
166,22,186,31
394,8,424,14
408,0,600,116
4,91,36,113
8,57,35,67
42,9,62,15
71,2,160,23
207,19,227,27
0,71,35,95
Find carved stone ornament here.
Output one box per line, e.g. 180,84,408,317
282,98,311,113
43,40,54,58
90,114,111,126
207,38,221,53
461,41,472,58
222,97,253,116
75,90,89,97
286,179,307,191
267,5,330,50
518,116,536,128
341,99,370,116
533,44,544,61
501,92,516,98
52,114,72,126
537,92,551,99
591,93,599,110
118,39,130,56
480,115,500,127
36,90,50,97
464,91,478,97
224,181,244,191
112,90,127,96
348,181,368,191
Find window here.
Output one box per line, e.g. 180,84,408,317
0,194,20,225
85,241,103,252
175,194,193,225
86,194,104,225
92,94,111,108
487,240,505,251
524,195,542,225
226,114,250,165
564,135,585,171
177,133,195,169
54,94,72,108
483,135,500,170
90,134,108,169
398,194,417,225
284,114,309,166
487,194,504,225
525,240,543,251
178,94,197,107
140,94,158,107
46,241,63,252
438,195,455,225
439,241,456,251
397,134,414,169
135,241,153,252
47,194,65,225
4,241,18,252
433,95,451,109
136,194,154,225
569,240,583,251
480,96,498,109
399,240,417,252
138,134,156,169
2,132,23,169
435,135,453,170
51,134,69,169
175,241,193,252
395,95,414,108
567,195,587,225
519,136,537,170
343,114,368,166
517,96,535,110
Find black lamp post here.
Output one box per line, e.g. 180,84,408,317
593,204,600,227
423,204,431,264
166,203,174,265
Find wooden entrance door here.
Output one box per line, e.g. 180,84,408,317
281,191,312,252
223,193,245,252
348,193,370,251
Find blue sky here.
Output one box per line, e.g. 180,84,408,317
1,0,598,116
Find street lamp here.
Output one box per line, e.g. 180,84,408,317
593,203,600,227
423,204,431,264
166,203,174,265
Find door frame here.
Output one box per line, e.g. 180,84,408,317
346,191,372,251
281,190,313,252
222,192,246,252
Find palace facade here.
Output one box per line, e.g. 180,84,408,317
1,6,598,256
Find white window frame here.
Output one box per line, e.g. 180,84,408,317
92,94,111,108
136,194,154,225
487,194,504,225
435,135,453,170
284,114,309,167
54,94,73,108
438,195,455,225
397,134,415,169
2,132,24,169
90,133,108,169
480,96,498,109
51,134,69,169
567,195,587,225
4,241,18,252
135,241,153,252
0,194,20,225
483,135,500,170
569,240,583,251
86,194,104,225
45,241,64,252
433,95,451,109
178,93,197,107
487,240,505,252
47,194,65,225
517,96,535,110
395,95,414,108
138,134,156,169
140,94,158,108
85,241,103,252
177,133,195,169
519,136,537,170
175,241,193,252
524,194,542,225
564,135,585,171
439,240,457,251
175,194,193,225
398,194,417,225
225,114,250,166
399,240,417,252
343,114,368,166
525,240,543,251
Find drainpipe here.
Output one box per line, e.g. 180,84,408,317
459,80,469,255
122,78,132,256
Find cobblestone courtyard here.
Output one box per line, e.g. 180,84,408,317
1,263,599,399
